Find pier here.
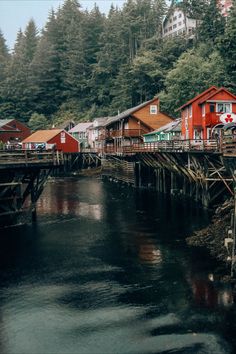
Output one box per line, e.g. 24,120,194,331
0,150,63,226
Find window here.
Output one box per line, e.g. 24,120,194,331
178,21,182,26
189,105,192,117
217,102,232,113
173,16,177,21
169,26,172,31
210,104,215,113
179,13,182,18
202,104,205,117
150,105,158,114
173,24,177,29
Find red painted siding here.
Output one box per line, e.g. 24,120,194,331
0,119,31,143
181,87,236,140
48,131,79,153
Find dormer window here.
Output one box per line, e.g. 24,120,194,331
217,102,232,113
150,105,158,114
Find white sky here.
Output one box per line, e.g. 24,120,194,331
0,0,126,50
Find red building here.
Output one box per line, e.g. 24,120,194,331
0,119,31,144
22,129,79,153
179,86,236,140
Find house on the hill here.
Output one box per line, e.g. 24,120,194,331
0,119,31,144
162,1,200,39
178,86,236,140
22,129,79,153
103,97,174,153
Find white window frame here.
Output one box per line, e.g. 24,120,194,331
150,105,158,114
216,102,232,113
207,128,211,140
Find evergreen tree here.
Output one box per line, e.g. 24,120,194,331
159,46,227,116
197,0,225,45
218,0,236,90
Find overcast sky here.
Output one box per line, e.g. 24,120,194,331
0,0,125,50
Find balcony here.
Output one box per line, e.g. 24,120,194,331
204,112,227,126
107,129,146,139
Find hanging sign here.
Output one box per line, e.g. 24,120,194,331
219,113,236,124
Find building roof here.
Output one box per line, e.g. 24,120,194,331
144,118,181,136
22,129,63,143
92,117,110,128
69,122,93,133
177,86,218,111
0,119,14,129
198,87,236,104
105,98,159,127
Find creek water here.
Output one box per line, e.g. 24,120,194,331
0,177,236,354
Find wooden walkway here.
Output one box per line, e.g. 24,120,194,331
0,150,64,168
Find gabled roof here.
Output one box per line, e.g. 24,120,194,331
0,119,14,129
22,129,63,143
92,117,110,128
177,86,218,111
105,97,159,127
69,122,93,133
198,87,236,104
144,118,181,136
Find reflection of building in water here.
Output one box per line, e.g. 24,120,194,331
138,243,162,264
121,230,162,265
190,276,233,308
36,182,103,221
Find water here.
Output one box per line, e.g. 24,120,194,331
0,177,236,354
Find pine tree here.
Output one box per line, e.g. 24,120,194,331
197,0,225,45
218,0,236,90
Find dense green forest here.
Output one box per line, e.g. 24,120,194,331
0,0,235,129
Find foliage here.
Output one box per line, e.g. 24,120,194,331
159,45,227,116
28,113,49,131
0,0,233,123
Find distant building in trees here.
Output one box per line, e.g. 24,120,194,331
162,1,200,39
217,0,232,17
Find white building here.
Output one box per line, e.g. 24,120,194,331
217,0,232,17
162,5,200,39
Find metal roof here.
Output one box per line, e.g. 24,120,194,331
0,119,14,128
69,122,93,133
144,119,181,136
22,129,63,143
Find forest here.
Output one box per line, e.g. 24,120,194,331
0,0,236,130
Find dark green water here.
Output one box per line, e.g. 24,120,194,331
0,177,236,354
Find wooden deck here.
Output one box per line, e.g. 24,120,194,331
0,150,64,169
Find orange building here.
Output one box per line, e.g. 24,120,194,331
178,86,236,140
103,97,174,152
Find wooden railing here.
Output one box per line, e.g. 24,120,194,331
88,139,218,154
0,150,64,166
96,129,146,140
123,139,219,153
221,135,236,156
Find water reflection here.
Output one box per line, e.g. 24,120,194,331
0,178,236,354
189,274,234,308
37,178,103,221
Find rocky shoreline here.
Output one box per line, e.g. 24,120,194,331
186,199,233,270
